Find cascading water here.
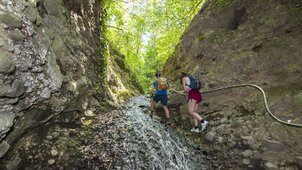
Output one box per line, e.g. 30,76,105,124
117,96,210,170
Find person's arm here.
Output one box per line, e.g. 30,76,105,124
182,77,190,92
151,81,156,97
166,79,172,88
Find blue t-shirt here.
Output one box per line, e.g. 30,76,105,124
153,79,168,95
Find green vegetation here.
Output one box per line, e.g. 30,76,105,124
102,0,205,92
215,0,233,8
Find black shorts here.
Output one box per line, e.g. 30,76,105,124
153,94,168,106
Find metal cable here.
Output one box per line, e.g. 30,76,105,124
170,84,302,128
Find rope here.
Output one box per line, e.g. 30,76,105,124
170,84,302,128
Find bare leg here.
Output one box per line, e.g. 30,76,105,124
188,99,202,126
194,102,203,121
150,99,155,111
163,106,170,119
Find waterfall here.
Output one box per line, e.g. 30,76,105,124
116,96,209,170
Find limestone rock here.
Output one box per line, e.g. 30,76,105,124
242,150,253,158
5,152,21,170
43,0,63,19
261,139,285,152
51,132,60,139
264,162,279,170
0,112,14,135
243,159,250,165
0,13,22,28
0,49,15,74
29,0,40,6
3,98,19,105
26,5,38,23
0,83,11,97
10,30,25,43
0,141,10,158
48,159,55,165
50,148,58,156
216,124,230,135
7,79,24,97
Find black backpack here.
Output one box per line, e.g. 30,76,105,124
188,75,202,90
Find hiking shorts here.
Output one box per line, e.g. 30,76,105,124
153,94,168,106
188,89,202,104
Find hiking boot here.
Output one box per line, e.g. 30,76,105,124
200,120,208,131
190,127,200,133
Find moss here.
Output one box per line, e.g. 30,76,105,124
293,93,302,110
197,34,206,41
208,33,219,43
55,127,93,162
117,89,131,100
286,64,301,74
215,0,234,8
271,64,301,80
266,84,302,102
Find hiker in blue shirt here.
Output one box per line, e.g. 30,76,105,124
150,72,170,119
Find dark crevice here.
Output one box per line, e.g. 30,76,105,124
174,66,181,71
36,0,48,18
228,8,247,30
196,53,205,59
63,0,83,16
252,44,263,52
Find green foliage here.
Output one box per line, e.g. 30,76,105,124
103,0,205,92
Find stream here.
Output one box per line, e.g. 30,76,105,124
115,96,210,170
0,96,211,170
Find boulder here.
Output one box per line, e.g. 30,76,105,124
0,49,15,74
0,112,14,139
0,13,22,28
0,83,11,97
43,0,63,19
26,5,38,23
264,162,279,170
243,159,250,165
261,139,285,152
10,30,25,43
7,79,25,97
205,131,216,142
242,150,253,158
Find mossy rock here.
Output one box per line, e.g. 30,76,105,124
0,13,22,28
10,30,25,43
51,35,65,57
26,5,38,23
0,49,15,74
293,93,302,110
43,0,64,20
117,89,131,100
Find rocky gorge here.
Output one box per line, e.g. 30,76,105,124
0,0,302,169
163,0,302,169
0,0,141,168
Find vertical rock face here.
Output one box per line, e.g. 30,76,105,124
0,0,103,156
164,0,302,168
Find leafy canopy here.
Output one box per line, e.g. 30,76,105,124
103,0,205,92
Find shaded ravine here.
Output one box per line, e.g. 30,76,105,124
0,96,211,169
115,96,210,169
